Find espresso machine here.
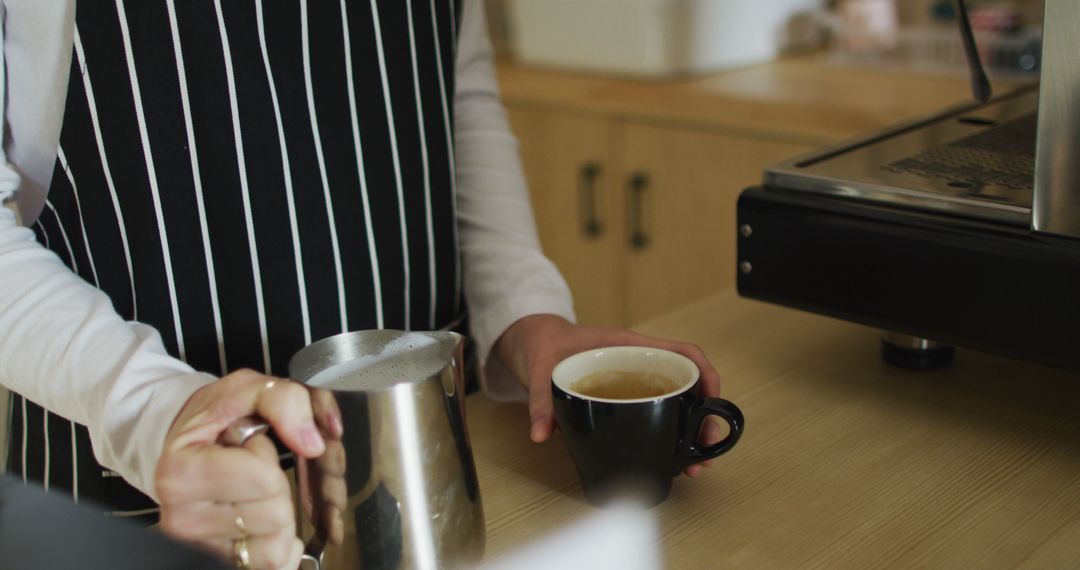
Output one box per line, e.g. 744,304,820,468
736,0,1080,373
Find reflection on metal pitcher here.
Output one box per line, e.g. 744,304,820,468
289,330,485,570
225,331,486,569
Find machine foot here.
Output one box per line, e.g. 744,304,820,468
881,332,955,370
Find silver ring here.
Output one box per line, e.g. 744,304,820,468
232,536,251,569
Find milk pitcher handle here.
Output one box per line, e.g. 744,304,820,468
220,417,325,570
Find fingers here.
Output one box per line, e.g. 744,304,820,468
255,379,325,459
158,371,323,570
309,388,344,440
164,370,326,459
700,416,724,447
609,334,723,475
157,444,287,504
505,317,724,470
160,494,295,541
297,392,347,548
679,344,722,472
700,417,723,469
206,533,303,570
243,432,282,464
650,339,721,399
695,354,723,399
307,437,348,539
312,438,347,481
681,417,724,476
322,505,346,547
245,530,304,570
592,332,722,399
160,451,297,569
528,364,556,443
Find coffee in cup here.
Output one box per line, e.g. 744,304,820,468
571,371,680,399
552,346,744,506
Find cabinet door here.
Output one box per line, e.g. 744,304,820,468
505,105,623,326
620,123,813,325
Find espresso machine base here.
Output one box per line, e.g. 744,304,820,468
736,187,1080,374
879,332,956,371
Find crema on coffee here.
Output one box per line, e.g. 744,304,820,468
571,371,680,399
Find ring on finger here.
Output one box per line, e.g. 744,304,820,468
232,504,248,535
261,379,278,395
232,536,251,570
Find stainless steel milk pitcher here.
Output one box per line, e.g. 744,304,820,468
229,330,485,570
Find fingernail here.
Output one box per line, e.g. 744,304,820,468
530,415,547,442
300,424,325,454
327,412,344,438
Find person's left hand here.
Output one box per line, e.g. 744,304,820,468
495,315,723,477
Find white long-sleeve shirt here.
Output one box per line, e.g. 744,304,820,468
0,0,573,499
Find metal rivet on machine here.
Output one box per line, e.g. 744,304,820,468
739,224,753,237
740,261,753,274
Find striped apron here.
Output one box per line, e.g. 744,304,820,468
7,0,463,521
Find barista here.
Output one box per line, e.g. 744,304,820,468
0,1,723,568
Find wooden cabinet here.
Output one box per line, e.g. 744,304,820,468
619,124,811,325
506,106,623,326
500,56,988,327
507,105,812,327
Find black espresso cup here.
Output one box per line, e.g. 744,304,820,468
552,346,744,506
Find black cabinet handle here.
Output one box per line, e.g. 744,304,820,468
579,162,603,239
628,172,650,251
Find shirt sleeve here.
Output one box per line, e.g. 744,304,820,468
0,13,213,499
454,0,577,401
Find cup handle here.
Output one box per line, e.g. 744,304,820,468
220,418,325,570
676,398,745,473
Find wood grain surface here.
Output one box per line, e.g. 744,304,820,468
497,56,1029,147
470,291,1080,569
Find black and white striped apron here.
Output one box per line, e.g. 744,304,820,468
7,0,463,520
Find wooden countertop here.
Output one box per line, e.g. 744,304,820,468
497,57,1030,145
469,291,1080,568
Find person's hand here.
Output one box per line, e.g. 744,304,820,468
155,369,342,570
298,388,348,548
495,315,723,477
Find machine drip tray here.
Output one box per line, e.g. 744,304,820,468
764,86,1039,225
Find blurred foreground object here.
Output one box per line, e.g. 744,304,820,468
480,502,661,570
0,474,228,570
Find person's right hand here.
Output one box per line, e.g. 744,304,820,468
155,369,342,570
